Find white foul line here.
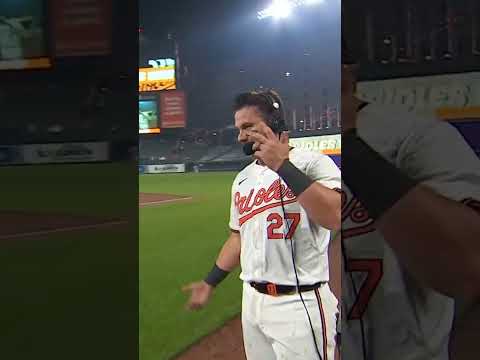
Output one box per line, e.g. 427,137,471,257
139,197,193,207
0,220,128,241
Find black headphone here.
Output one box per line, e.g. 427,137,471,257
252,89,287,134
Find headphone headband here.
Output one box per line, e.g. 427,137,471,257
250,89,287,133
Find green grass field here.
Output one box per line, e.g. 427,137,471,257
140,172,243,360
0,163,138,360
0,165,241,360
0,162,137,215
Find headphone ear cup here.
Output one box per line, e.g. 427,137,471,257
269,113,281,133
272,110,287,133
257,90,286,133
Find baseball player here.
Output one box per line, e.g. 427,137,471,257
339,37,480,359
183,90,342,359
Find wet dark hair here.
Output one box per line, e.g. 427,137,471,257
233,89,287,133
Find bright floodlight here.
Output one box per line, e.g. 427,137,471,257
258,0,292,20
257,0,323,20
272,0,293,18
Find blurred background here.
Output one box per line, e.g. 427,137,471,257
0,2,138,360
344,0,480,157
0,0,137,160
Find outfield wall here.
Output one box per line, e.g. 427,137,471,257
140,163,186,174
0,141,135,166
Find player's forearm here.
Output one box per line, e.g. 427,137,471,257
276,160,341,230
377,185,480,299
204,232,241,288
297,183,341,230
215,231,241,272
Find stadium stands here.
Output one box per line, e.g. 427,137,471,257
214,145,249,162
139,131,252,170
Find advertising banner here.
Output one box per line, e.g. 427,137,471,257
160,90,187,128
22,142,109,164
357,72,480,120
139,65,176,92
289,134,341,155
145,164,185,174
50,0,112,57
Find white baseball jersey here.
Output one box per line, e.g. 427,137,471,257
342,103,480,360
229,147,341,286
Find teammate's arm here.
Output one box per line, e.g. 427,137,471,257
376,186,480,298
343,129,480,299
328,230,342,300
182,231,241,310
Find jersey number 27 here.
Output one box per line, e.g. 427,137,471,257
267,212,300,240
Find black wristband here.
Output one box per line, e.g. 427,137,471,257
342,129,418,220
204,264,230,287
277,160,314,196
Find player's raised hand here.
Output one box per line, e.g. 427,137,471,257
182,281,214,311
247,124,290,171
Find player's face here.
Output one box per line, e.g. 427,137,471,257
234,106,266,144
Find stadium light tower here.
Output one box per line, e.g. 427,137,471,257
257,0,324,20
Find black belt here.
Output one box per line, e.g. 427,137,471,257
249,281,325,296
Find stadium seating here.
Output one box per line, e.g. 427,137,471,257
213,145,249,162
198,145,233,162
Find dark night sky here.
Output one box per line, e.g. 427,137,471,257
140,0,341,129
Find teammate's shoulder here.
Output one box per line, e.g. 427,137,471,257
360,102,436,125
357,102,440,144
365,102,466,138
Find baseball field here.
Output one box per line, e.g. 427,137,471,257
1,163,137,359
0,164,243,359
140,171,244,360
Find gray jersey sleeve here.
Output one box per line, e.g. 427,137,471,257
398,119,480,203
